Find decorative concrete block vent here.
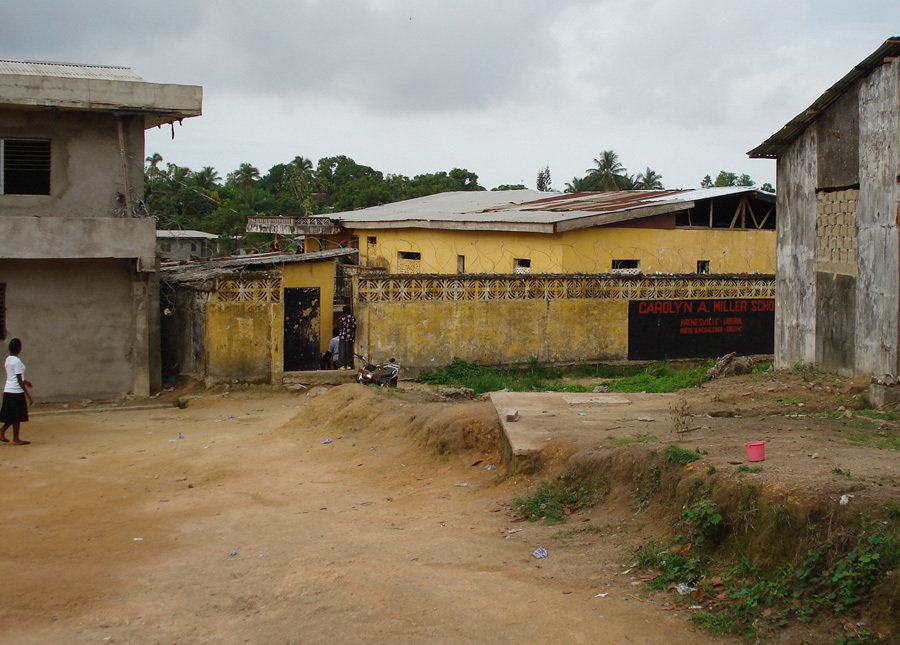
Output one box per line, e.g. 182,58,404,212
816,189,858,275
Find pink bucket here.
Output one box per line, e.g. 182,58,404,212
745,441,765,462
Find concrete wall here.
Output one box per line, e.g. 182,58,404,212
855,58,900,375
775,57,900,376
0,105,158,398
354,274,774,369
775,126,819,368
0,108,145,217
356,226,775,275
357,298,627,368
0,258,147,400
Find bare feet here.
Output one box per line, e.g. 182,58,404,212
12,440,29,445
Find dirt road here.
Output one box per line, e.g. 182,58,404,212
0,388,739,645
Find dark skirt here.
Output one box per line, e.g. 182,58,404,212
0,392,28,424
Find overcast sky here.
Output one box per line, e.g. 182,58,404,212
3,1,897,191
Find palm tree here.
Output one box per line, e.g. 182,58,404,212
564,176,592,193
585,150,628,191
193,166,221,191
226,163,261,193
145,152,164,179
634,167,664,190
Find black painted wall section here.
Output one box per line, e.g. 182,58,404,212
815,272,856,371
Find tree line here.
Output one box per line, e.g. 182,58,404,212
144,150,772,237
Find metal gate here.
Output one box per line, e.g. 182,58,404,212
283,287,320,371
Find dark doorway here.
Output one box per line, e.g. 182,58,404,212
284,287,320,371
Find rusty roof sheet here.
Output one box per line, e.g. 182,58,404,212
334,187,769,233
748,37,900,158
161,248,357,284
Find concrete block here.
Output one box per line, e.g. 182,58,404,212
868,383,900,408
506,410,520,422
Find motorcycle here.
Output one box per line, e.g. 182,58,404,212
355,354,400,387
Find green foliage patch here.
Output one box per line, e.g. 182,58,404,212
663,444,701,465
417,358,709,395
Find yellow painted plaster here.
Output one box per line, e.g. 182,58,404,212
205,302,279,383
352,226,775,275
357,298,628,367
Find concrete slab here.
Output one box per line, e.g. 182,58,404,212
490,391,677,473
282,371,360,386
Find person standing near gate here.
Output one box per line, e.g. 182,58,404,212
337,306,356,370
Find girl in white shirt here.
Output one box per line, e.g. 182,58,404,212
1,338,34,445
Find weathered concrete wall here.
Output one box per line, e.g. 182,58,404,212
354,274,775,369
0,109,145,219
855,57,900,375
0,216,156,263
205,301,279,384
776,56,900,376
357,298,628,368
775,126,819,368
0,259,145,400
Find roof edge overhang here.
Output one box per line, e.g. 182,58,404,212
553,201,694,232
748,36,900,159
0,74,202,128
340,219,556,234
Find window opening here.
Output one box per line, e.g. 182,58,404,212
697,260,710,274
1,139,51,195
611,259,640,275
397,251,421,274
367,236,377,245
513,258,531,274
457,255,465,274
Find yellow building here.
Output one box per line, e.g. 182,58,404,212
310,188,776,276
238,189,778,372
160,248,355,384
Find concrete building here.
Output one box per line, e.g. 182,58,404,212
157,229,220,263
249,187,777,275
749,37,900,376
0,60,201,400
160,249,356,382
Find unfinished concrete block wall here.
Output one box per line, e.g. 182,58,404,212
815,189,858,275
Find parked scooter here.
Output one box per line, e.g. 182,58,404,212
355,354,400,387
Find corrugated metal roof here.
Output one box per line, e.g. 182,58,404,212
334,187,771,233
156,229,220,240
748,37,900,158
161,248,357,284
0,59,143,82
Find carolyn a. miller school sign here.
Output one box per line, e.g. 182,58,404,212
628,298,774,360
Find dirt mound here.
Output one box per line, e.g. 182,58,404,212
294,383,503,457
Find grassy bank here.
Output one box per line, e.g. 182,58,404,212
512,448,900,644
416,358,716,394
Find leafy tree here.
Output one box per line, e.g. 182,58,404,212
585,150,629,191
493,184,527,191
700,174,713,188
536,166,551,191
634,167,664,190
226,163,261,193
761,182,775,193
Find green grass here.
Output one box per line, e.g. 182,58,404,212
416,358,712,395
736,465,764,474
513,476,601,523
855,409,900,421
664,444,701,465
600,432,657,448
847,426,900,450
